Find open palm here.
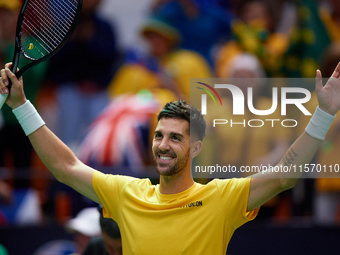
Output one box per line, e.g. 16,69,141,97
316,62,340,116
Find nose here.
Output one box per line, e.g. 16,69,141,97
158,137,170,151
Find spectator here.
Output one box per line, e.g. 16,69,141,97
150,0,234,66
32,207,101,255
66,207,101,254
108,17,211,102
216,0,289,78
83,205,122,255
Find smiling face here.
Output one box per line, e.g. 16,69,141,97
152,117,191,176
144,31,175,58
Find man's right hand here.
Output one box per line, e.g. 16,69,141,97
0,63,26,109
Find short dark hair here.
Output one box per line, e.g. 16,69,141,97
98,205,121,239
157,100,206,141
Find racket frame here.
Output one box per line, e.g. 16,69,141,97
12,0,83,77
0,0,82,109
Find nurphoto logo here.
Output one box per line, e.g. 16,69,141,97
194,79,313,128
199,84,311,116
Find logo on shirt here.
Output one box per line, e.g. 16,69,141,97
180,200,203,209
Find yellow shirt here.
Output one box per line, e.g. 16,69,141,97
108,64,160,97
161,50,212,100
215,20,289,78
107,50,211,102
92,171,259,254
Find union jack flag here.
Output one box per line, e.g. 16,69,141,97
79,94,160,172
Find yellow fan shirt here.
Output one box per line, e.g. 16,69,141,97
92,171,259,254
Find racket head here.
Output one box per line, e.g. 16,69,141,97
16,0,82,63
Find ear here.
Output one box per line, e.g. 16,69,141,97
190,140,202,158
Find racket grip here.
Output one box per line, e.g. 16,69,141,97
0,93,9,109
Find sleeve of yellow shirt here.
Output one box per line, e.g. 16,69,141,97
214,178,259,230
92,170,138,220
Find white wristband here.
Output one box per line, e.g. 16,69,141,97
305,106,335,140
13,100,45,136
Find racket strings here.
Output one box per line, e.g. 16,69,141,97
29,1,70,43
20,0,79,60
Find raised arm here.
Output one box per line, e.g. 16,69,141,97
0,64,100,204
247,62,340,211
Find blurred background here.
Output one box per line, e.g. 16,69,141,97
1,0,340,254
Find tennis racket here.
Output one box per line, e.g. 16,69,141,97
0,0,83,109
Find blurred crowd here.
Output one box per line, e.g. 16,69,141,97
1,0,340,247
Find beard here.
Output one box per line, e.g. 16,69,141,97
154,149,190,176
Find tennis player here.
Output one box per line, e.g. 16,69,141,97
1,62,340,254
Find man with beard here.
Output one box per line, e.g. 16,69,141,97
1,62,340,254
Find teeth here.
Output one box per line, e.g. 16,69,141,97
160,156,172,160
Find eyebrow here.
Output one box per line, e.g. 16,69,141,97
170,132,185,139
154,131,185,139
